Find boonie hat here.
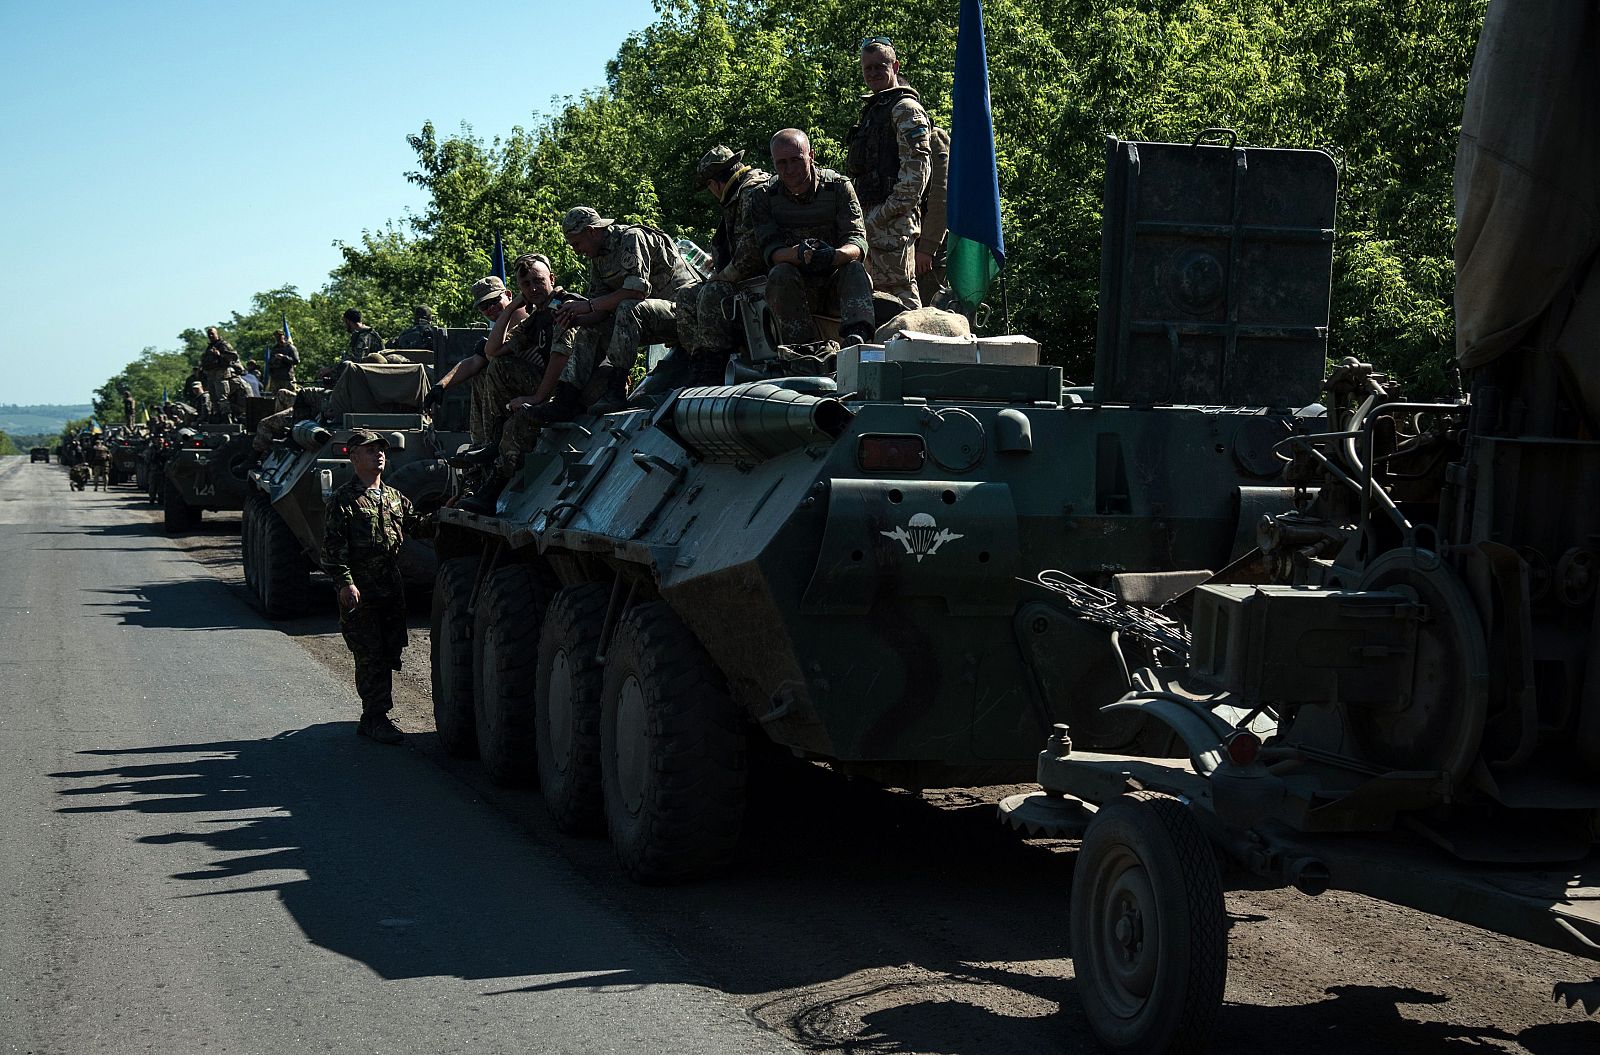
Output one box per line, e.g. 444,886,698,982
346,428,390,450
471,275,508,306
561,206,614,237
695,145,745,188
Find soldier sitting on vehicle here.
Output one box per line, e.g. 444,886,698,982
728,128,876,349
671,144,771,386
549,205,696,417
342,308,385,362
387,305,446,353
423,275,528,461
457,255,576,513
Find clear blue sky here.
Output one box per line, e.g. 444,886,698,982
0,0,660,406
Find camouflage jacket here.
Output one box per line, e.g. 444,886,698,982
845,86,933,226
346,326,385,361
387,322,445,351
200,338,239,371
732,168,869,279
711,165,769,272
322,478,435,594
586,224,695,301
504,288,577,375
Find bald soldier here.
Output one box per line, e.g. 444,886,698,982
727,128,875,348
846,37,933,310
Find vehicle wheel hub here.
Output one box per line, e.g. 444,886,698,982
615,675,648,816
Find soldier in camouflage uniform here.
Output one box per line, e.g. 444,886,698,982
200,327,247,422
387,305,446,353
423,276,525,450
846,38,933,311
268,331,300,391
673,145,770,382
342,308,385,361
555,206,695,414
731,129,876,347
323,429,436,743
456,255,576,512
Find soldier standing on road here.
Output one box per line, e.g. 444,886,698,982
846,37,933,311
673,145,770,383
323,429,436,744
733,128,876,348
556,206,695,414
342,309,385,362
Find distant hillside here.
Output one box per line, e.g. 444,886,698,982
0,404,95,435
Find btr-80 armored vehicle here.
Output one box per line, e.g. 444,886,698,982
431,133,1340,884
161,425,256,532
242,360,468,617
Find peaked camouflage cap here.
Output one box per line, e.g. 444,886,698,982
345,428,390,450
561,206,615,236
471,275,509,306
695,144,746,188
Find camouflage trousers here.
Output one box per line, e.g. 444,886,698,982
673,280,740,356
91,461,108,490
865,210,922,311
917,240,948,309
566,298,678,384
471,356,543,449
765,262,876,345
204,368,247,423
340,591,408,717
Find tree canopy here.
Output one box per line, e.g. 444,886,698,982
90,0,1484,408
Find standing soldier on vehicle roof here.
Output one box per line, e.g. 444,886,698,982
200,327,245,423
846,36,933,311
268,330,300,390
342,308,385,362
556,206,695,414
673,145,771,385
733,128,876,348
917,124,951,307
388,305,446,352
323,429,436,744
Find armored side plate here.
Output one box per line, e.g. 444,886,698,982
1094,133,1337,409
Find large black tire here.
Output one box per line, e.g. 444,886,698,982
162,482,197,533
536,582,610,833
600,602,746,883
429,556,479,759
1070,792,1227,1055
260,508,312,618
473,564,552,785
209,434,256,509
242,495,269,599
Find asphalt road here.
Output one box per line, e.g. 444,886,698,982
0,457,794,1055
4,456,1598,1055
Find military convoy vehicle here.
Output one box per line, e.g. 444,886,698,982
29,447,49,464
106,426,147,487
425,130,1340,885
160,425,256,532
242,359,468,618
993,11,1600,1051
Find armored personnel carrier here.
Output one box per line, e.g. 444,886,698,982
242,360,467,618
107,426,147,487
429,133,1339,884
160,425,255,532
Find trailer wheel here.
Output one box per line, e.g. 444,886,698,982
536,582,609,833
1070,791,1227,1055
162,482,197,533
260,509,312,618
473,564,551,785
601,602,746,883
430,557,479,758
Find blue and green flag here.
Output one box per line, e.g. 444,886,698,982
946,0,1005,308
493,229,507,282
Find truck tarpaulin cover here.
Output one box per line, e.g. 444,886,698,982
325,363,430,420
1455,0,1600,415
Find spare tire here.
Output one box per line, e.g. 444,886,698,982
208,433,256,509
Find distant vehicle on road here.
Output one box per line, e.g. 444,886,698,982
30,447,49,463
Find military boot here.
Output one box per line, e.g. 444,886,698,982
457,471,510,516
357,713,404,744
588,367,631,415
523,381,584,426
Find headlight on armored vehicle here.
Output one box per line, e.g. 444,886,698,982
857,434,926,473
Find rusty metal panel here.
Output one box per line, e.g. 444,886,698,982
1095,133,1337,409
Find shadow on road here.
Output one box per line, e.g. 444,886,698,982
49,728,677,989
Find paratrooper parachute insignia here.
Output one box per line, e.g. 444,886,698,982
881,513,964,562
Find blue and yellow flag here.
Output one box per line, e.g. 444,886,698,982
946,0,1005,309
